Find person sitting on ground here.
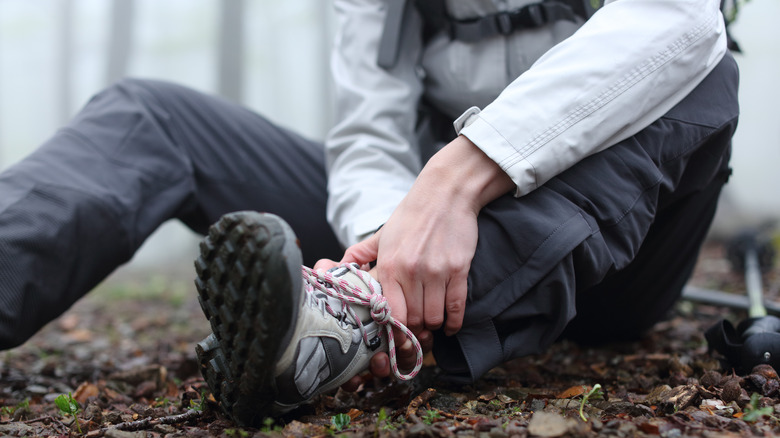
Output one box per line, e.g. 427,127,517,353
193,0,739,425
0,0,738,427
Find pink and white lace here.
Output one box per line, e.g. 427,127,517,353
301,264,423,381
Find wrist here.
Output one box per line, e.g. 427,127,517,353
422,136,514,211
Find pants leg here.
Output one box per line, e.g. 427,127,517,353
562,162,730,343
0,78,341,350
434,53,740,382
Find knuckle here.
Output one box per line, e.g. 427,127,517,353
425,314,444,329
407,315,424,330
401,258,421,276
446,298,465,314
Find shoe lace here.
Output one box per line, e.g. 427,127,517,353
301,264,423,381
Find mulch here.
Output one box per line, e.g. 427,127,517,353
1,241,779,437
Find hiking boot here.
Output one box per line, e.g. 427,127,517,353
194,211,422,426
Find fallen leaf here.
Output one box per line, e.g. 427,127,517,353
73,382,100,404
638,420,660,434
497,394,515,404
62,328,94,343
556,385,586,399
527,411,576,437
478,392,497,401
58,314,80,331
283,420,328,437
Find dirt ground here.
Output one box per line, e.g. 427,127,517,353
2,239,780,437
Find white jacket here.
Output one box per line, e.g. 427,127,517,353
326,0,727,247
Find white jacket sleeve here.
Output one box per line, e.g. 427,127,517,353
326,0,425,247
457,0,728,196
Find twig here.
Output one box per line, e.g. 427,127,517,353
406,388,436,419
21,415,60,424
155,409,202,425
85,409,201,437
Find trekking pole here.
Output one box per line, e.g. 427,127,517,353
731,233,780,367
705,231,780,371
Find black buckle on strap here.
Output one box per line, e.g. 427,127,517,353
519,3,547,28
495,3,547,36
448,1,578,43
495,11,513,35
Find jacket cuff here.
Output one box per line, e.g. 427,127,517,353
455,107,537,197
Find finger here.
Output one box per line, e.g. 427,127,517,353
396,337,414,371
423,281,446,331
340,375,364,392
378,276,407,328
340,232,381,266
444,271,468,336
313,258,339,271
417,329,434,354
405,280,425,334
395,328,428,371
369,352,391,378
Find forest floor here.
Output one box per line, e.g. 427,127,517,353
2,240,780,437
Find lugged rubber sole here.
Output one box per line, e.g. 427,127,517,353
194,211,302,426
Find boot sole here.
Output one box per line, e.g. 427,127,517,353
194,211,302,426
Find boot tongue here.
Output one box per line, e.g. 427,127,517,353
326,264,382,324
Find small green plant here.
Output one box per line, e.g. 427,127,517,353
375,408,396,433
377,407,388,423
579,384,604,422
154,397,171,408
1,398,29,417
55,392,82,434
189,398,203,411
260,417,283,433
331,413,351,431
421,409,442,425
224,428,250,437
743,393,774,423
189,389,208,412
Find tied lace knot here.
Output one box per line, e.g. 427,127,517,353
302,264,423,381
369,295,390,324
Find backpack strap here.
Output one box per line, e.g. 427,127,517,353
419,0,599,43
378,0,598,69
448,2,577,42
377,0,412,69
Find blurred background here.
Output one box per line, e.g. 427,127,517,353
0,0,778,293
0,0,335,292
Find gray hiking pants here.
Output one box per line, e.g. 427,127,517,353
0,53,738,384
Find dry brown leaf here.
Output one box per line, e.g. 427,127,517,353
283,419,329,437
73,381,100,404
57,314,80,331
556,385,586,399
62,328,94,343
478,391,497,401
527,411,576,437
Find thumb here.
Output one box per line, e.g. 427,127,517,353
340,231,380,267
313,258,340,272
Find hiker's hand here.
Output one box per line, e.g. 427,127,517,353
350,198,476,338
316,258,433,391
313,259,337,271
340,136,513,389
342,136,512,336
